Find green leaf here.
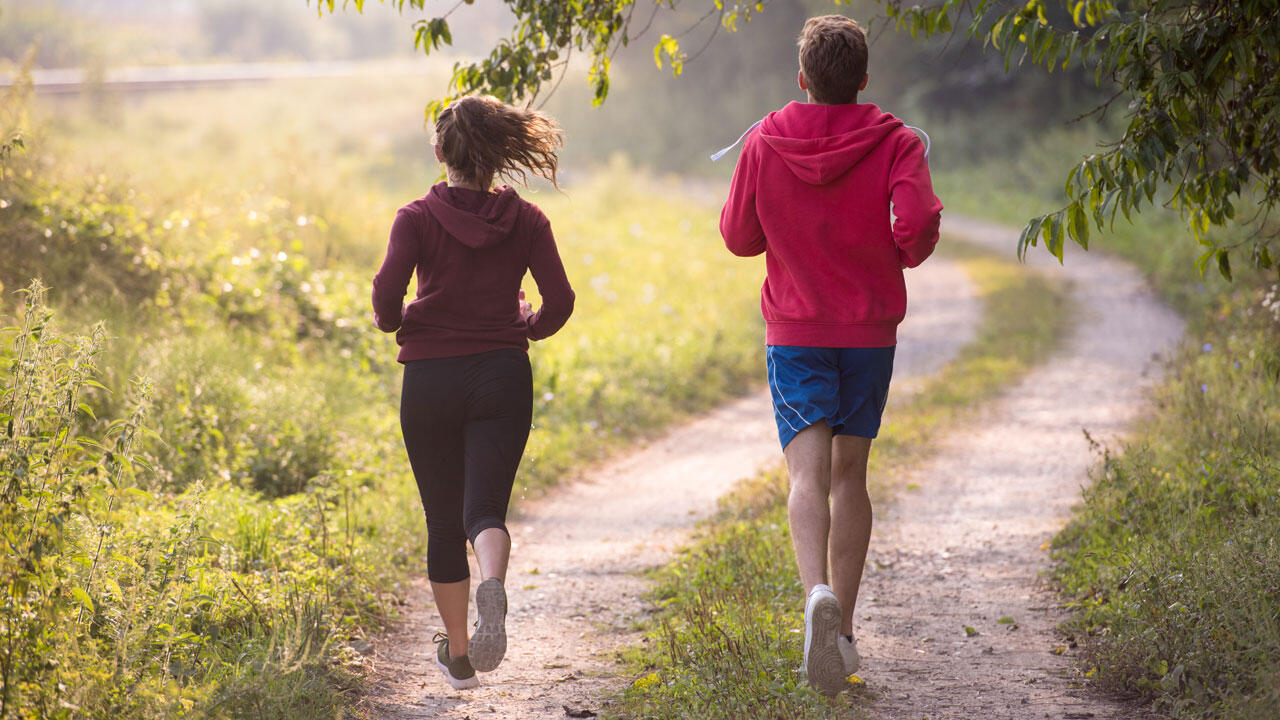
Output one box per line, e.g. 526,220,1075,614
1216,249,1232,281
1068,203,1090,250
1017,215,1045,260
1046,213,1065,262
71,586,94,612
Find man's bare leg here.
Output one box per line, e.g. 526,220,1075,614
784,421,834,592
830,434,873,636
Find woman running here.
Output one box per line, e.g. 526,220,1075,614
372,95,575,689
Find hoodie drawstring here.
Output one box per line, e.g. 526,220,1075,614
904,125,931,159
710,119,764,162
711,119,932,162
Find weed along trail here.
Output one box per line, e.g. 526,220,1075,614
362,256,979,719
856,216,1183,720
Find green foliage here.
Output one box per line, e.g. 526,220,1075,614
319,0,777,115
877,0,1280,279
606,242,1073,719
1052,292,1280,719
0,282,394,719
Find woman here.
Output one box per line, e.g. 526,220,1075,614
371,95,575,689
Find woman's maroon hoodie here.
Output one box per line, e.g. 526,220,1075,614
720,101,942,348
372,182,575,362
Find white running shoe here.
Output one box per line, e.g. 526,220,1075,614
469,577,507,672
802,584,845,696
838,633,861,675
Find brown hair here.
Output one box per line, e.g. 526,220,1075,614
434,96,564,188
797,15,868,105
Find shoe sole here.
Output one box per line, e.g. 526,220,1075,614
841,637,861,675
434,656,479,690
804,590,845,696
470,578,507,672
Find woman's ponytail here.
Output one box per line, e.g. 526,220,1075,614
435,96,564,188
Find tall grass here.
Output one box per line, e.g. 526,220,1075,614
0,281,361,719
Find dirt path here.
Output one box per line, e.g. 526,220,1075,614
855,217,1184,719
361,256,981,719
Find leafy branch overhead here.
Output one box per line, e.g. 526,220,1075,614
311,0,773,116
880,0,1280,278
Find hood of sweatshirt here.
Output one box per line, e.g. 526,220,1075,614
423,182,522,249
758,102,903,186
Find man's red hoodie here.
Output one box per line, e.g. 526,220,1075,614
372,183,575,362
720,101,942,348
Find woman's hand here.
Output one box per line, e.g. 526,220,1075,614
518,289,534,322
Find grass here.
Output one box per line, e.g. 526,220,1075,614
935,136,1280,719
0,72,765,718
603,239,1074,720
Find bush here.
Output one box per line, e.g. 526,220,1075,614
0,282,405,719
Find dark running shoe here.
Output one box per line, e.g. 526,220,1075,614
434,633,479,690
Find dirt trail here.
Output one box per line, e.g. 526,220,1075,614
361,257,980,719
855,217,1183,719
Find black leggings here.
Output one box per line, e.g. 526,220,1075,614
400,348,533,583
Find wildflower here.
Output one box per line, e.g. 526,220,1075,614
1200,384,1208,393
1202,343,1212,352
542,392,555,402
632,672,660,691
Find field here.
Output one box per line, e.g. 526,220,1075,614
0,72,764,718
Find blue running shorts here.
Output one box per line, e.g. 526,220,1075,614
766,345,896,449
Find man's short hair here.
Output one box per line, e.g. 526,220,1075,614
798,15,868,105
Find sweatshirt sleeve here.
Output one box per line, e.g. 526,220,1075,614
524,215,575,341
889,129,944,268
719,135,767,257
371,208,418,333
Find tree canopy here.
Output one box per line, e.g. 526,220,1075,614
318,0,1280,278
311,1,771,114
880,0,1280,277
